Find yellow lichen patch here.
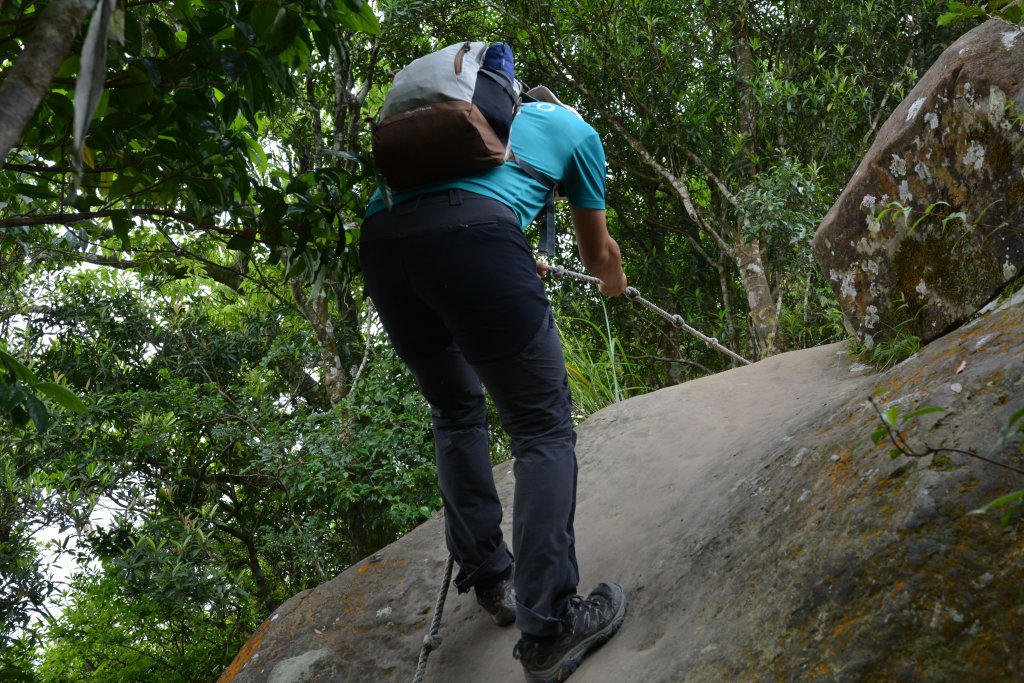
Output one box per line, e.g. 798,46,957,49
342,590,366,613
217,619,268,682
828,611,861,640
812,661,834,678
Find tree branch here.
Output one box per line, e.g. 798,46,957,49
68,249,246,290
0,0,93,168
0,208,269,241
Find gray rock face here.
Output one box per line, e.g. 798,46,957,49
219,293,1024,683
266,649,343,683
812,19,1024,348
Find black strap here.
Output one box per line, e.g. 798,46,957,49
511,154,558,258
478,67,516,99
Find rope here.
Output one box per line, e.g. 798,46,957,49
411,554,455,683
547,265,752,366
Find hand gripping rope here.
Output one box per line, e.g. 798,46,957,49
546,265,751,366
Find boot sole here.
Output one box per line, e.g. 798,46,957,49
523,584,628,683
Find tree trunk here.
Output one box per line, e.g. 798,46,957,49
289,278,348,406
731,6,758,160
0,0,93,167
728,6,785,357
733,240,782,357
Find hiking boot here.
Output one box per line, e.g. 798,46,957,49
513,582,627,683
476,575,516,626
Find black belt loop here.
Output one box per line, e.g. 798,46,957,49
448,188,463,206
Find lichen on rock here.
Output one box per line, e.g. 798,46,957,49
812,18,1024,348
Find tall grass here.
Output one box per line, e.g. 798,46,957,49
558,301,639,420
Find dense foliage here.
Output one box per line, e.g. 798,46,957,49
0,0,991,678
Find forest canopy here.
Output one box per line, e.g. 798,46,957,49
0,0,990,679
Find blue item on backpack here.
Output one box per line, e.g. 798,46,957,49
483,42,515,83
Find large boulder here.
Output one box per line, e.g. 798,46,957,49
219,291,1024,682
812,19,1024,349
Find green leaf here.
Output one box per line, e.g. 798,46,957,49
245,135,268,171
888,448,903,459
9,405,29,427
266,9,304,57
941,211,969,229
226,235,255,252
871,427,888,445
110,210,133,249
1009,406,1024,430
1,182,60,199
311,21,344,60
883,406,900,426
1002,6,1022,23
25,394,51,432
937,5,988,24
334,2,380,35
35,382,89,415
248,4,280,36
222,48,249,83
0,383,27,412
220,90,240,125
231,17,257,45
970,489,1024,515
900,406,947,422
0,348,36,383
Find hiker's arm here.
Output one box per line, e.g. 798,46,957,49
570,206,627,297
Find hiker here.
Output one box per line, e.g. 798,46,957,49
361,45,628,683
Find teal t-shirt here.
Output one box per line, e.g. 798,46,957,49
363,101,607,230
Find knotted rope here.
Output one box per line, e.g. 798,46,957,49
547,265,752,366
411,554,455,683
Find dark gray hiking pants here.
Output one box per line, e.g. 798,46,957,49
360,190,579,638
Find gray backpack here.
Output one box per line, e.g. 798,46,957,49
371,41,523,191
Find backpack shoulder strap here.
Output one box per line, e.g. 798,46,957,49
508,152,559,258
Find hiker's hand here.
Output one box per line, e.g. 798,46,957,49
536,260,550,278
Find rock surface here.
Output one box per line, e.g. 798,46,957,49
220,291,1024,683
812,18,1024,348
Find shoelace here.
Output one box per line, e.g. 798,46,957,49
562,595,584,630
513,592,607,660
567,591,616,636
